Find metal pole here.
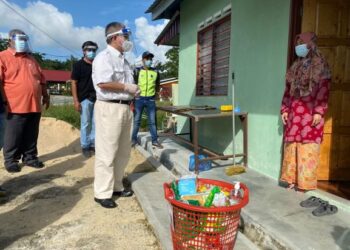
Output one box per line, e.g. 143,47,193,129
232,72,236,166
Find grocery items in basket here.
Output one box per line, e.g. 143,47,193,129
171,177,242,208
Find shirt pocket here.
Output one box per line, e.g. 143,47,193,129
112,69,125,82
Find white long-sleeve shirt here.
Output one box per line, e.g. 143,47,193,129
92,45,134,101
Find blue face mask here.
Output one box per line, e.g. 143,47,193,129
15,40,29,53
86,51,96,60
144,60,152,68
295,44,309,58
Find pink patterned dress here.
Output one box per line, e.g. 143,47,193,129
281,79,330,144
280,32,331,190
280,79,330,190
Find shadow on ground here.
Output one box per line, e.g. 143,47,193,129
0,144,89,248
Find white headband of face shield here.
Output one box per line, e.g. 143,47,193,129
12,34,29,41
106,29,131,39
83,45,97,50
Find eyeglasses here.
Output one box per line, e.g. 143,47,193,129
85,49,97,52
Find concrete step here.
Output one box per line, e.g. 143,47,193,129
138,134,193,177
137,133,350,250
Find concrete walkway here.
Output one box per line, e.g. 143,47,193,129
130,133,350,250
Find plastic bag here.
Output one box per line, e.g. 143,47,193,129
188,154,212,172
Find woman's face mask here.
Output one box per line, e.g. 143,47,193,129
295,43,309,58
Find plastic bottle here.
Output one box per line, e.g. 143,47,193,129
204,186,221,207
171,181,181,200
233,182,241,197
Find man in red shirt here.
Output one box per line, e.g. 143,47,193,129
0,29,50,173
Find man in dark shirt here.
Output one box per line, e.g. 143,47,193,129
71,41,98,158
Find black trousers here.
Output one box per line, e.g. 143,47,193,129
3,113,41,167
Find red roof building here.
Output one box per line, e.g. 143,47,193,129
42,69,72,95
42,69,71,83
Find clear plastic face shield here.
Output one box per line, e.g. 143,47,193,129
83,45,98,60
11,34,31,53
106,28,134,53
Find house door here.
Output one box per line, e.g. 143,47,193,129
301,0,350,181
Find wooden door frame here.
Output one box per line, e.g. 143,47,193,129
287,0,303,67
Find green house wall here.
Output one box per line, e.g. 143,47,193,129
177,0,291,179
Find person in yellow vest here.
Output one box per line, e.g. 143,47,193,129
131,51,163,148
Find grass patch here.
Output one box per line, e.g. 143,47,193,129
42,105,80,129
140,101,171,131
42,101,172,131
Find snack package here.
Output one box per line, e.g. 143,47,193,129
178,175,197,196
181,193,208,206
196,179,211,193
212,192,227,207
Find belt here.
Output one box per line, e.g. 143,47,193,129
101,99,132,105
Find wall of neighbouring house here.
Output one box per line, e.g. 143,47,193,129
178,0,291,179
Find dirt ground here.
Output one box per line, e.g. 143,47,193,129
0,117,160,250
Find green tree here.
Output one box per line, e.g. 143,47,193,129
0,39,76,71
32,52,45,65
0,38,8,51
159,47,179,79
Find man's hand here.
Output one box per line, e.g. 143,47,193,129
135,88,141,97
281,112,288,125
312,113,322,127
74,100,81,112
42,95,50,110
124,84,140,96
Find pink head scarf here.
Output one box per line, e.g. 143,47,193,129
286,32,331,97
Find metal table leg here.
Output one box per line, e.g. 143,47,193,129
192,117,199,174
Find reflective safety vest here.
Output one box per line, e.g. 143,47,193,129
136,68,158,97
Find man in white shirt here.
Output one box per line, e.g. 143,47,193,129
92,22,139,208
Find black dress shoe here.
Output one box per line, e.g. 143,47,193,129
94,198,117,208
113,190,134,197
5,163,21,173
25,160,45,169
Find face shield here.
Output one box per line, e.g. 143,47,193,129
12,34,31,53
106,28,134,53
106,27,132,40
83,45,98,60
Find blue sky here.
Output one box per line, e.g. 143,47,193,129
0,0,169,63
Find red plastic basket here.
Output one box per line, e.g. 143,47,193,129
164,178,249,250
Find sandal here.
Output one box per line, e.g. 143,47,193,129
300,196,325,208
312,203,338,217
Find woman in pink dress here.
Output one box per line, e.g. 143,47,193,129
280,32,331,191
